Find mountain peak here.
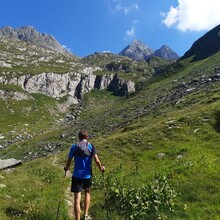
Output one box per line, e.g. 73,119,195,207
0,26,73,56
155,45,179,60
130,39,143,46
119,40,179,61
119,39,154,61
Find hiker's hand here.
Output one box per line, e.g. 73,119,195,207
101,165,105,172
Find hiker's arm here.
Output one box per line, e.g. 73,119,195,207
64,157,72,171
94,154,105,172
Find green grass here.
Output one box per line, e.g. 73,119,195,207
0,156,69,220
88,98,220,219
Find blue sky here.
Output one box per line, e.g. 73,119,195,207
0,0,220,57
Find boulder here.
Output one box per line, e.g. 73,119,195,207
0,158,22,170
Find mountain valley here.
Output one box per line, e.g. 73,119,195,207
0,25,220,220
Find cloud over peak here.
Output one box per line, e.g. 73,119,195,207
162,0,220,32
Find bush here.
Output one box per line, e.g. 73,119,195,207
97,171,178,220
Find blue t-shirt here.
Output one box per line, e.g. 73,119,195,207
68,140,98,179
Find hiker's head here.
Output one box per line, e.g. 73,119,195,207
78,130,88,140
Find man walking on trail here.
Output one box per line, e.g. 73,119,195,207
64,130,105,220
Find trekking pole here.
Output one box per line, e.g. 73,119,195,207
56,170,66,220
102,171,110,220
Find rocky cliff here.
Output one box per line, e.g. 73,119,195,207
0,70,136,103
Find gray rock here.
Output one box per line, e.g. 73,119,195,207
0,61,12,68
154,45,179,60
1,71,135,100
119,39,154,61
0,184,6,188
157,153,166,158
176,155,183,160
0,158,22,170
0,26,73,56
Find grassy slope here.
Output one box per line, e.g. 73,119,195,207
0,53,220,219
78,53,220,219
0,84,72,160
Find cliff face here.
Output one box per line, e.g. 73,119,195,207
0,71,136,102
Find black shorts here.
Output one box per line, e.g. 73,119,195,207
71,177,92,193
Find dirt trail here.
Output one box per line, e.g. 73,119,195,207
65,171,74,219
52,156,74,219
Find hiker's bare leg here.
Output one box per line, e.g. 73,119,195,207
84,188,91,216
74,192,81,220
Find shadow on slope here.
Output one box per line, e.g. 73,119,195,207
214,110,220,132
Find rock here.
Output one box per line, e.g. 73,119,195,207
0,26,73,56
0,158,22,170
119,39,154,61
0,89,33,101
1,71,135,100
0,61,12,68
0,184,6,188
0,145,4,149
165,120,175,124
194,128,200,133
157,153,166,158
176,155,183,160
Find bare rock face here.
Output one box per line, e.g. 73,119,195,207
22,72,81,98
0,71,136,101
0,158,22,170
94,74,115,90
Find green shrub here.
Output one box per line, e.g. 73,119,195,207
94,168,178,220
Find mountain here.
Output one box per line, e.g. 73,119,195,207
119,39,154,61
0,26,73,57
154,45,179,60
180,24,220,61
119,39,179,61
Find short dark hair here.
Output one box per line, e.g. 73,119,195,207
78,130,88,140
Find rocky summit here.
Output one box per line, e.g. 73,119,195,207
154,45,179,60
0,26,73,57
119,39,154,60
119,39,179,61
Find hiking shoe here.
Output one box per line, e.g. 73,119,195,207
84,215,92,220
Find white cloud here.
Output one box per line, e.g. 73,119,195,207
162,0,220,31
126,26,135,37
125,20,138,38
113,3,139,15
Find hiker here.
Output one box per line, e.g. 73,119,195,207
64,130,105,220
